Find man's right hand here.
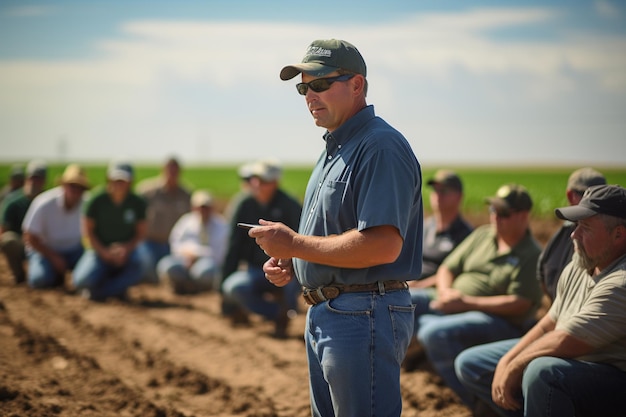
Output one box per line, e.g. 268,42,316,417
263,257,294,287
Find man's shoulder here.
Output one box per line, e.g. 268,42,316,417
451,215,474,235
519,230,543,255
28,187,63,211
275,189,302,208
135,176,164,195
126,192,148,208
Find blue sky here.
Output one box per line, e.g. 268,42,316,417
1,0,625,167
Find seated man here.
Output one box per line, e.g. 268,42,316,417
72,160,147,301
136,156,191,283
409,184,543,406
0,160,47,284
22,164,90,288
455,184,626,417
0,164,25,207
411,169,473,289
221,160,302,338
537,167,605,302
157,190,229,294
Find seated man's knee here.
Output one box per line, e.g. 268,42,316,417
522,357,561,393
417,318,447,347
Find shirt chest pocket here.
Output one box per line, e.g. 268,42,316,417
319,180,350,226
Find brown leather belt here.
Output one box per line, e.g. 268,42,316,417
302,280,408,306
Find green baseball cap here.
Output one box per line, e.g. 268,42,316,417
485,184,533,213
280,39,367,81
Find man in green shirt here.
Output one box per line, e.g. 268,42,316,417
72,160,147,301
0,160,47,283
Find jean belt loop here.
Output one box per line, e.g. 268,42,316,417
377,281,385,295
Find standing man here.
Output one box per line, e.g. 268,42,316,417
136,156,191,283
253,39,423,417
22,164,90,288
455,184,626,417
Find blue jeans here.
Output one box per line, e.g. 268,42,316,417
222,267,301,320
157,255,219,293
137,240,170,284
306,288,414,417
72,249,142,300
27,244,84,288
411,288,523,406
455,339,626,417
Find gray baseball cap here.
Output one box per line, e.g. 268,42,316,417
280,39,367,81
567,167,606,193
556,184,626,221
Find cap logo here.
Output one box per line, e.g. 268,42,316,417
497,185,511,198
305,46,332,59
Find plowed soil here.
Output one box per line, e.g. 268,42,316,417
0,215,559,417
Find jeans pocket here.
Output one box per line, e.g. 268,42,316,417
389,304,415,363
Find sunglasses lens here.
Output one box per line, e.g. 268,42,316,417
308,79,331,93
295,74,354,96
296,83,308,95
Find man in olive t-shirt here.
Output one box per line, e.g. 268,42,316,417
409,184,542,406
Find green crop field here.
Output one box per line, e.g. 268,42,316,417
1,163,625,219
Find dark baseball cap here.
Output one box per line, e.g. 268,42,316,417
26,159,47,178
485,184,533,212
427,170,463,193
280,39,367,81
9,164,25,179
555,184,626,221
107,160,134,182
567,167,606,193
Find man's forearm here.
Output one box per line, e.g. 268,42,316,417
291,226,402,269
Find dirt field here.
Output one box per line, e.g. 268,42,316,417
0,215,559,417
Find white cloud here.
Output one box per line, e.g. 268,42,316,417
0,7,625,165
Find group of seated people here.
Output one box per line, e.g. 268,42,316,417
2,159,625,415
406,167,626,417
0,156,301,339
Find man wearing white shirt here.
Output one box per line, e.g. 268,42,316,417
22,164,90,288
157,190,229,294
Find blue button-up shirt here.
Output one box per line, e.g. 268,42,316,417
293,105,423,288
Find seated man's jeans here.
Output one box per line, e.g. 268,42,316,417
411,288,523,406
455,339,626,417
137,240,170,284
157,255,219,293
72,249,142,300
306,289,414,417
221,267,300,320
27,244,84,288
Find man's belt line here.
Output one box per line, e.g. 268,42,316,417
302,280,408,306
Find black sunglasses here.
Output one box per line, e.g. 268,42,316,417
489,206,513,218
296,74,355,96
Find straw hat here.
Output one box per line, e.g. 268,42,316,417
61,164,90,189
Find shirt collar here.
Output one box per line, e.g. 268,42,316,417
323,105,375,155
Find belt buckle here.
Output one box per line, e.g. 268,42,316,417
302,288,320,305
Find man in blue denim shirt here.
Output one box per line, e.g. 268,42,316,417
251,39,423,417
